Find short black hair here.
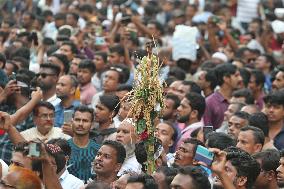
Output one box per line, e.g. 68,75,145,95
185,92,206,120
206,132,236,150
240,126,265,146
49,53,70,74
233,111,250,120
74,105,94,122
176,58,192,72
177,166,210,189
252,149,280,173
168,66,186,80
239,68,251,88
214,63,237,86
102,140,126,164
248,112,269,137
205,69,218,90
161,121,178,143
67,12,79,21
78,59,96,73
109,45,125,57
250,69,265,87
33,101,55,115
79,4,93,13
54,13,66,20
225,147,260,189
108,64,130,83
127,174,158,189
99,94,120,116
165,94,180,109
11,47,30,61
264,91,284,107
61,41,78,54
182,81,201,94
183,138,204,153
156,166,178,189
13,142,29,156
45,144,66,174
232,88,254,104
11,56,29,69
95,51,108,63
40,63,61,77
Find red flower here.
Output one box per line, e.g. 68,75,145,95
140,130,148,140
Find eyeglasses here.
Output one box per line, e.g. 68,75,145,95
36,73,56,78
0,180,16,188
37,113,55,120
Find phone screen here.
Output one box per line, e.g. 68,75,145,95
194,145,215,166
28,143,40,157
64,110,73,123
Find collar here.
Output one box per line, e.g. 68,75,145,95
181,121,203,134
47,94,58,102
60,100,80,109
59,169,69,181
35,127,54,137
214,91,228,103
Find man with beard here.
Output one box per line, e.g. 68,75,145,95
272,65,284,91
115,118,142,176
37,63,61,106
203,64,242,129
77,59,96,106
90,140,126,186
67,106,100,183
54,75,80,128
176,92,206,149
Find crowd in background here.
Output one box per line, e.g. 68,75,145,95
1,0,284,189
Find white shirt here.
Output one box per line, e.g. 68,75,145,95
118,154,142,176
60,169,84,189
47,94,61,107
21,127,71,142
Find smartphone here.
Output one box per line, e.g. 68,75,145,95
28,142,41,157
64,110,73,123
194,145,215,166
203,126,214,141
95,37,106,46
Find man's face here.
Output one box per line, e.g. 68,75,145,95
10,152,32,170
254,159,270,188
167,81,182,99
248,75,259,93
56,75,74,99
103,70,120,93
176,84,190,100
196,71,207,90
94,102,112,124
228,115,248,139
34,106,54,135
59,45,73,61
118,101,131,121
214,160,239,188
69,58,81,74
265,103,284,123
66,14,77,27
174,142,195,166
37,68,58,91
94,56,106,72
77,68,93,85
272,71,284,91
277,157,284,187
22,14,32,28
171,174,195,189
72,111,92,136
93,145,121,175
236,130,261,154
255,56,269,71
229,70,242,90
155,123,174,150
177,98,192,123
108,52,121,64
224,104,239,121
116,121,137,145
162,98,176,120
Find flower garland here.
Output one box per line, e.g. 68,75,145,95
128,53,164,174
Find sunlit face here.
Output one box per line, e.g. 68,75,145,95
116,120,137,145
236,130,261,154
72,111,93,136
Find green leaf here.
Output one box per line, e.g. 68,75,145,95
136,119,146,134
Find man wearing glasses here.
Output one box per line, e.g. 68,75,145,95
2,101,70,144
36,63,61,107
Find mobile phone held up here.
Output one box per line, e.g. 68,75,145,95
28,142,41,157
64,110,73,123
194,145,215,167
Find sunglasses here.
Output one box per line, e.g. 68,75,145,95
36,73,56,78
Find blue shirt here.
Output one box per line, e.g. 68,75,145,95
67,139,100,183
54,100,80,127
274,127,284,150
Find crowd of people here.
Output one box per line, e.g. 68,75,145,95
1,0,284,189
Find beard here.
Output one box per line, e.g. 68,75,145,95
177,113,190,123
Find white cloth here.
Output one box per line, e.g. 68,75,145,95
47,94,61,107
0,159,8,178
60,169,84,189
236,0,259,23
118,154,142,176
21,127,71,142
